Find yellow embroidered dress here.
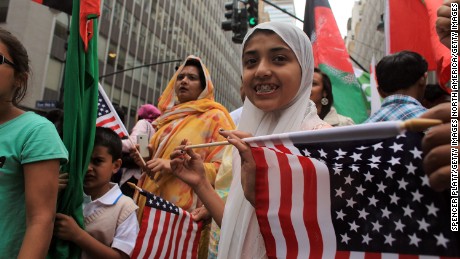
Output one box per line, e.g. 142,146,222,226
136,55,235,215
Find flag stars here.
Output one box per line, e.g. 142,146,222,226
389,142,403,153
364,171,374,182
381,207,391,219
368,195,378,206
397,178,409,190
376,181,387,193
388,156,400,166
410,147,423,159
389,193,400,205
372,220,382,232
335,148,347,159
369,155,381,163
333,167,341,175
384,167,396,179
372,142,383,150
350,164,359,172
426,202,439,216
408,233,421,247
156,202,160,206
394,219,405,232
350,152,362,162
421,174,430,187
318,149,327,158
403,205,414,217
335,187,345,198
411,189,423,203
148,199,153,205
344,175,354,185
358,208,369,219
435,233,449,248
336,210,346,220
406,162,417,174
302,149,311,157
362,233,372,245
417,218,430,232
340,233,350,244
384,233,395,245
356,185,366,195
349,221,360,232
346,197,357,208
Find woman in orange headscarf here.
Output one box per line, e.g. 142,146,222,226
135,55,235,217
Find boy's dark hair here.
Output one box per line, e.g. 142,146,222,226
376,51,428,94
314,68,334,120
0,28,30,106
424,84,449,102
183,59,206,90
94,127,122,161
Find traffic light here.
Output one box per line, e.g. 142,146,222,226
221,1,236,31
232,7,248,44
221,1,249,44
247,0,258,27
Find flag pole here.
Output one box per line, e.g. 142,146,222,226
186,118,442,149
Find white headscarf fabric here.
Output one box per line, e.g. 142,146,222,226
218,22,325,258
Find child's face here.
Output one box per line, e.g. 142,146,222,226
242,32,301,112
84,145,121,198
0,42,17,102
310,72,326,106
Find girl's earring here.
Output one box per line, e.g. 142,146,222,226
321,97,329,106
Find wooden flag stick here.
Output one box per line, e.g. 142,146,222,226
127,182,143,192
186,118,443,149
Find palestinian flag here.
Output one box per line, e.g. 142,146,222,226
304,0,369,123
32,0,72,15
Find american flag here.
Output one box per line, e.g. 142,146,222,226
96,84,128,138
131,190,203,259
251,131,459,259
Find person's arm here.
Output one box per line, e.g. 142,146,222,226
54,213,129,259
170,142,226,226
420,103,454,191
436,0,460,49
18,159,60,259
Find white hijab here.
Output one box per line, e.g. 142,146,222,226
218,22,324,258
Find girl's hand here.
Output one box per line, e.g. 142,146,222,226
170,139,206,189
54,213,83,242
58,172,69,192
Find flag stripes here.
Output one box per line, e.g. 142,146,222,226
96,84,128,138
131,192,202,259
252,131,458,259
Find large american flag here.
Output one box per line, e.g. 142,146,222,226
251,131,459,259
131,190,203,259
96,84,128,138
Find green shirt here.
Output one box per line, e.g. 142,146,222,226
0,112,68,257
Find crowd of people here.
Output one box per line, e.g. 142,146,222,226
0,0,457,257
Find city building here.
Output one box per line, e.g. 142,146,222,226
263,0,296,24
2,0,243,127
345,0,385,71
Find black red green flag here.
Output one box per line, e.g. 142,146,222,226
32,0,72,15
304,0,369,123
47,0,100,258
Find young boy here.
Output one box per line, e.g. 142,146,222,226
54,127,139,259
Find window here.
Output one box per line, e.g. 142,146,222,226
0,0,9,23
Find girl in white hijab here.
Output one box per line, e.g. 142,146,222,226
170,22,329,258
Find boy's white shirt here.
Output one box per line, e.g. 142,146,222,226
83,183,139,256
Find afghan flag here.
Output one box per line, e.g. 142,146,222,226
385,0,451,92
48,0,100,258
304,0,369,123
31,0,72,15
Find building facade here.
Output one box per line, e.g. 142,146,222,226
2,0,243,127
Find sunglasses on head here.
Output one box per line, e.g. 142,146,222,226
0,54,15,67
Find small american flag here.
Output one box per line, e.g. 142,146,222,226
131,190,203,259
96,84,128,138
251,131,459,259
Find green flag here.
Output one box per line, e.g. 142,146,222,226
304,0,369,123
48,0,100,257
